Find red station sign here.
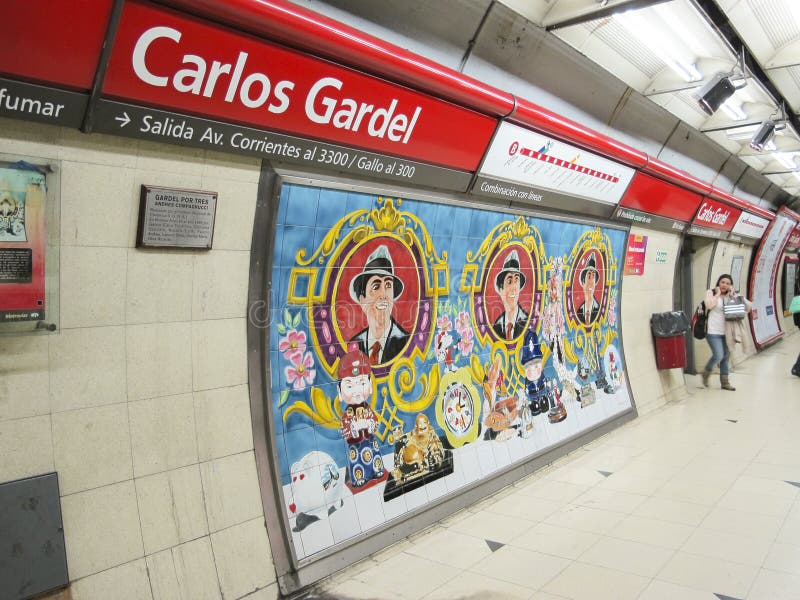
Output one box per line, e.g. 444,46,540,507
691,197,741,232
102,1,496,171
619,172,703,222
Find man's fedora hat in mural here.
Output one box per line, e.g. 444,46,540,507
495,249,526,293
350,244,404,302
579,255,600,285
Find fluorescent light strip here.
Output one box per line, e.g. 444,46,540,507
774,152,798,170
616,11,702,83
720,99,747,121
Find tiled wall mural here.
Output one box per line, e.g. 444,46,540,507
269,183,633,559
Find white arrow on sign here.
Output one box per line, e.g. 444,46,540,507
115,112,131,127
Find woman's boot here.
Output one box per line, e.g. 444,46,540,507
720,375,736,391
702,369,711,387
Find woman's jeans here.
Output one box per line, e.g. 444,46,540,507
705,334,730,375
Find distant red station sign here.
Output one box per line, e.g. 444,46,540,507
692,197,740,232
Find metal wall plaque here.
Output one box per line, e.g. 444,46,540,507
136,185,217,249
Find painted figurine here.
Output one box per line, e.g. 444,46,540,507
546,378,568,423
287,451,344,532
338,347,386,491
575,356,595,407
608,350,621,390
481,355,520,440
435,329,457,372
521,329,549,416
391,414,446,483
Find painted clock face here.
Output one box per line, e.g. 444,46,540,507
442,381,475,435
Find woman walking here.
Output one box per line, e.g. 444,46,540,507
701,274,752,391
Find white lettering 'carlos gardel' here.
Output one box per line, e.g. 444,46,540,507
695,201,731,226
131,26,421,144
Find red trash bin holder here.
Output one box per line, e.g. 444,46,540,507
654,334,687,369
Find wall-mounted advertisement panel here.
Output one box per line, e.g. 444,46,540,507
102,1,496,173
478,122,635,207
266,182,633,576
0,163,47,322
750,210,798,347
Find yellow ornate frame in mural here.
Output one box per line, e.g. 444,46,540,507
562,228,619,370
283,197,450,437
460,215,546,393
287,197,448,374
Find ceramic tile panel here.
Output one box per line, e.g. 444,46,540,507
52,403,133,494
61,161,135,247
0,333,50,421
70,559,153,600
266,182,634,561
49,325,126,413
126,250,193,324
146,537,221,600
191,318,248,392
126,322,193,401
192,250,250,320
202,178,258,251
136,464,209,554
0,415,54,482
194,384,254,462
59,246,127,328
129,393,198,478
210,517,277,599
61,481,144,580
200,451,263,532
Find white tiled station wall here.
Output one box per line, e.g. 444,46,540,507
619,226,687,416
0,117,277,600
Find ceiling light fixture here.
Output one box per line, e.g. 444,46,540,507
696,72,746,115
725,123,761,141
749,105,787,152
750,121,777,151
695,49,747,116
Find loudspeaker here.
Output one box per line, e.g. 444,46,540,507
749,120,776,151
695,72,736,115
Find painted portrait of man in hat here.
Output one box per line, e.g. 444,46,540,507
575,253,601,326
490,249,530,341
348,244,411,365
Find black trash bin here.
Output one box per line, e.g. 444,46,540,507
650,311,690,369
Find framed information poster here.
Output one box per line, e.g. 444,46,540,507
0,162,48,323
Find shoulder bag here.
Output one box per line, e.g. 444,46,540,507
789,295,800,314
692,301,707,339
723,295,747,321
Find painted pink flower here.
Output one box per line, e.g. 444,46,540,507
455,311,471,335
279,329,307,358
457,337,474,355
285,351,316,390
607,298,617,327
436,314,452,332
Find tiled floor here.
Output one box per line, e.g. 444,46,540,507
308,336,800,600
